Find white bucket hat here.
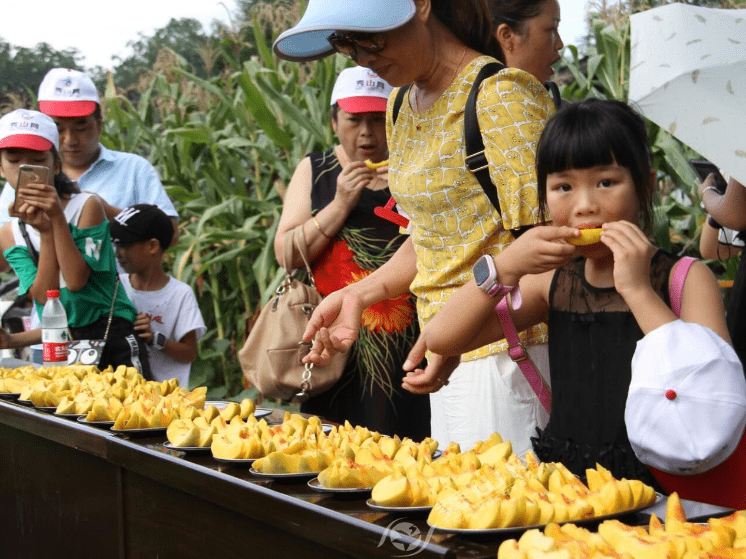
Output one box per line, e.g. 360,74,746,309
273,0,416,61
38,68,100,118
626,320,746,475
0,109,60,152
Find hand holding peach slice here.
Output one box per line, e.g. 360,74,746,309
364,159,388,170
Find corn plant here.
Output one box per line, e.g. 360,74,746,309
100,23,348,399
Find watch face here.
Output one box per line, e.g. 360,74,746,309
155,333,167,349
473,257,490,286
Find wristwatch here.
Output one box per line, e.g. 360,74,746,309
153,332,167,351
473,254,513,297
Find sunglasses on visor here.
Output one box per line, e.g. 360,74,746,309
327,31,388,61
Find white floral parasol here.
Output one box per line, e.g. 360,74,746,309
629,3,746,184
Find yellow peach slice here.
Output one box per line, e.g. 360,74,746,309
364,159,388,170
568,228,603,246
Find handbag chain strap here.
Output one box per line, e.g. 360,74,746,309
67,276,120,342
282,225,321,400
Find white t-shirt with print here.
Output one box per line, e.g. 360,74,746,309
120,274,205,388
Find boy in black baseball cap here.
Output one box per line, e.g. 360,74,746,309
111,205,205,387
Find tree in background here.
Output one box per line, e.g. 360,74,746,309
109,18,211,90
0,38,81,109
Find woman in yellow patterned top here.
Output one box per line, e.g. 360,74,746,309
274,0,558,454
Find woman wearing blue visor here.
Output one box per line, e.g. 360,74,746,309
276,0,556,456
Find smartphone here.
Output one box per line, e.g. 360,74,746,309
690,159,728,194
13,164,50,212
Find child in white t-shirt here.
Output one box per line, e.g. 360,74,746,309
110,204,205,387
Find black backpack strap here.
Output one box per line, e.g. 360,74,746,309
544,80,562,110
18,221,39,266
464,62,505,217
391,85,410,126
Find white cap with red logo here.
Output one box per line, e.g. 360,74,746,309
38,68,100,118
330,66,392,114
0,109,60,152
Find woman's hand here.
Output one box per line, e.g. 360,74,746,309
601,220,656,299
11,202,50,232
400,332,460,394
697,173,720,201
17,182,64,219
497,225,580,285
12,182,64,232
332,161,376,212
302,289,364,364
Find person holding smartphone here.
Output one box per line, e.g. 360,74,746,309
0,109,150,376
697,168,746,367
694,160,743,258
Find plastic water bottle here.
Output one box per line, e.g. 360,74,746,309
42,289,68,367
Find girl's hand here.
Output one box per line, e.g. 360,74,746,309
11,198,51,233
601,220,656,298
16,182,64,222
302,289,363,364
498,225,580,283
333,161,375,211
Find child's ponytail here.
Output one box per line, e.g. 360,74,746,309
53,171,79,198
50,147,80,199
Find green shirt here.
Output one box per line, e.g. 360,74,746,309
4,220,136,328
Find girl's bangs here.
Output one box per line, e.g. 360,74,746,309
541,114,619,177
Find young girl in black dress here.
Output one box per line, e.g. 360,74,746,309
403,99,738,487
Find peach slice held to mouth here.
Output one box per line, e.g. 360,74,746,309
567,227,604,246
364,159,388,170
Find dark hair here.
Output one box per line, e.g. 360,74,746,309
536,99,655,233
91,104,103,123
431,0,500,57
489,0,548,62
329,102,340,123
50,147,79,199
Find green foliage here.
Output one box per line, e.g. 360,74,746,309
109,18,211,90
100,21,344,398
0,38,81,103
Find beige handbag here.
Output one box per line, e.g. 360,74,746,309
239,225,348,403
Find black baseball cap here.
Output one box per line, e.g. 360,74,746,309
110,204,173,250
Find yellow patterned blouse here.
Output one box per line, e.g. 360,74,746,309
386,56,553,362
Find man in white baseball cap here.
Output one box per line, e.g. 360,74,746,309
37,68,100,118
0,68,179,244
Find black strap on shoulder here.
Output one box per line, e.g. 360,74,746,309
391,67,558,238
464,62,505,217
19,221,39,266
464,64,561,237
391,85,410,126
544,80,562,110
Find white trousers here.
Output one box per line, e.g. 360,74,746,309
429,344,550,457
